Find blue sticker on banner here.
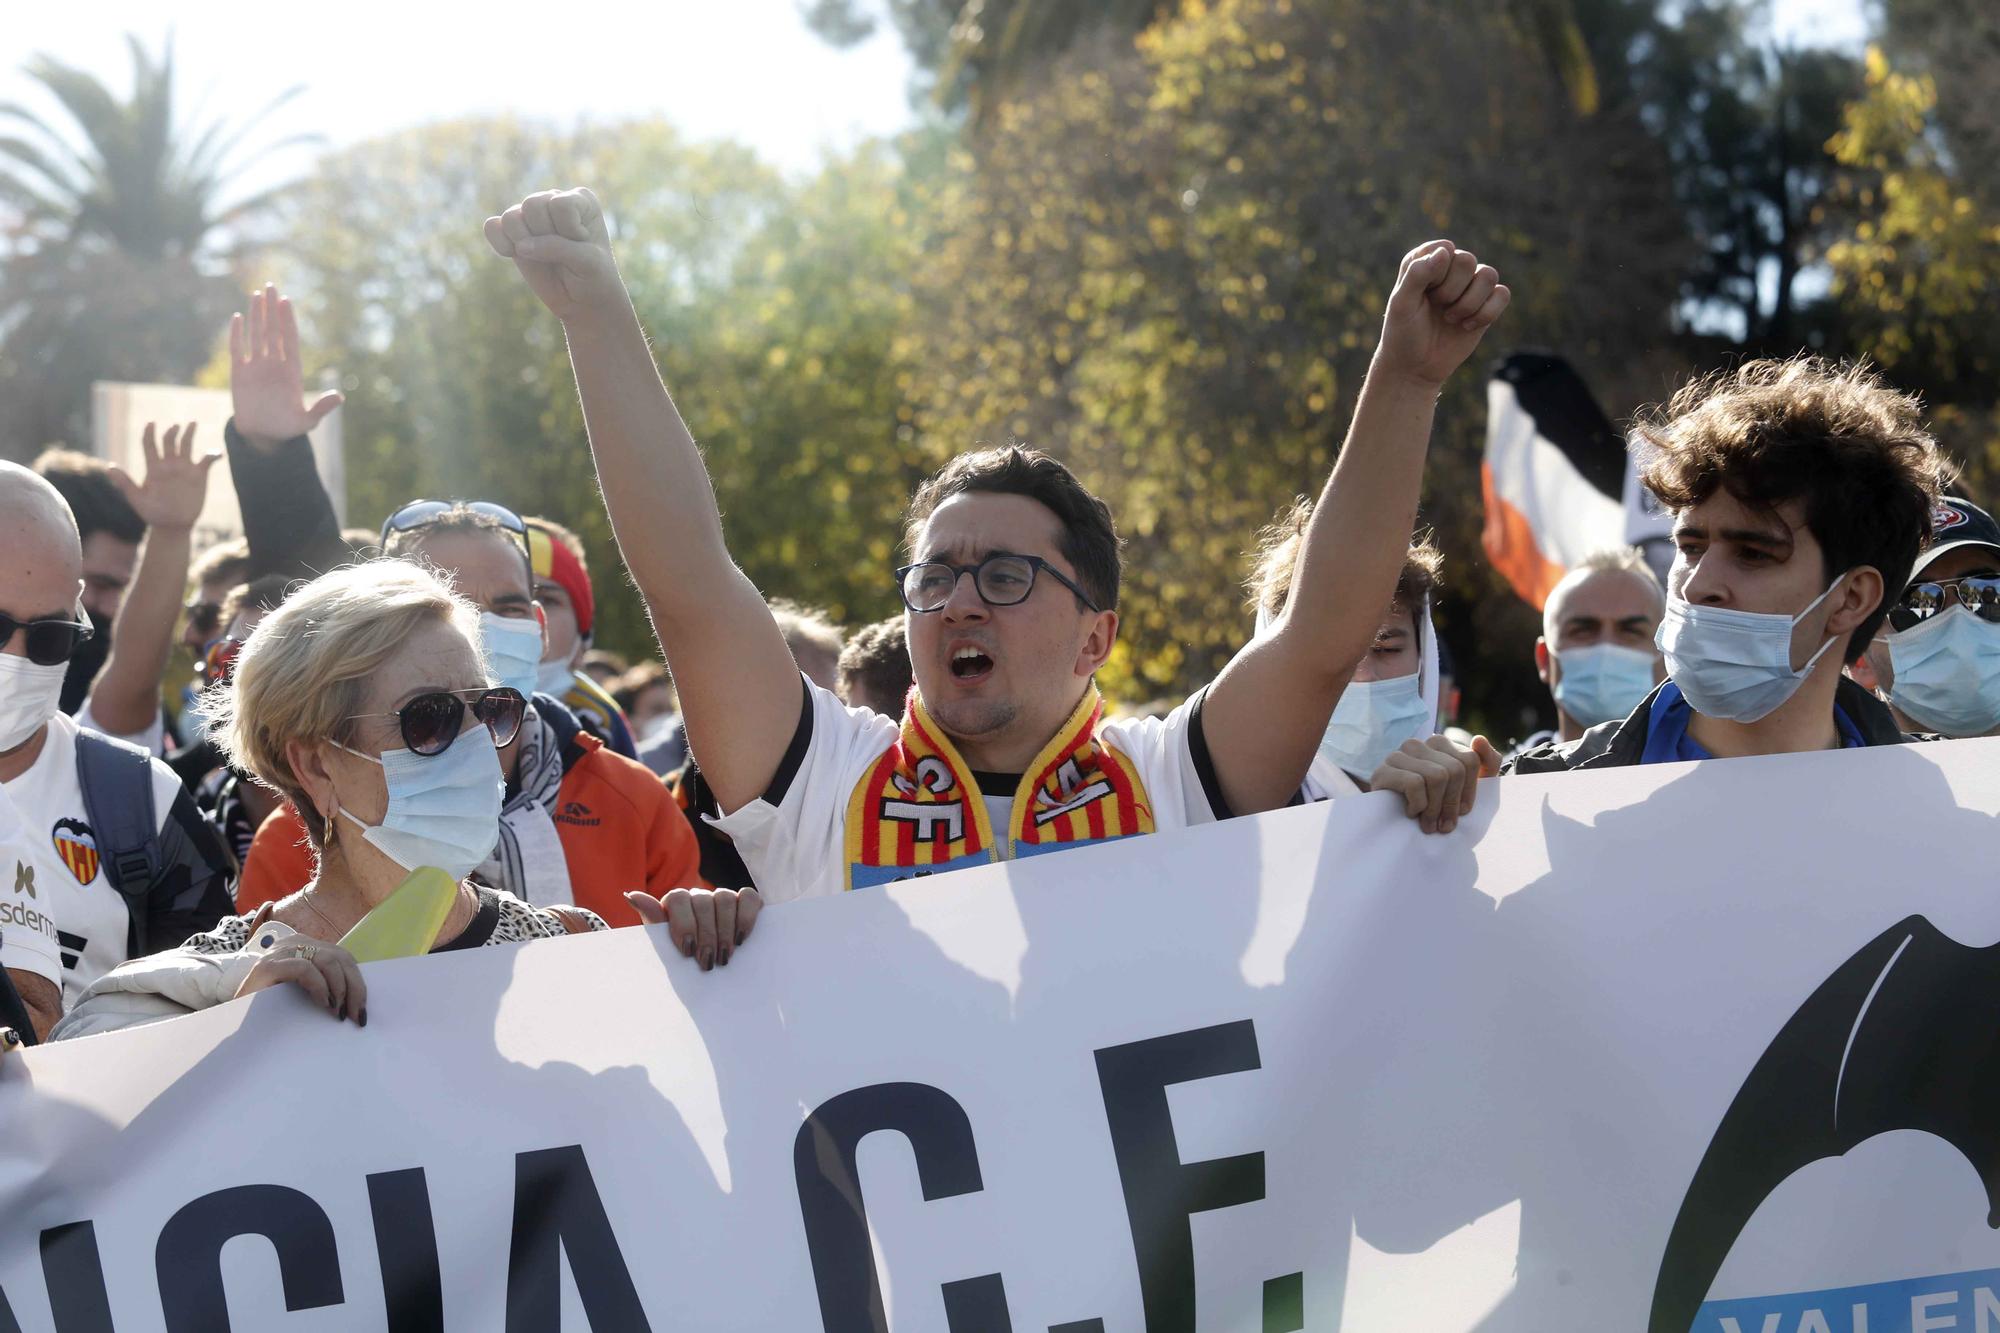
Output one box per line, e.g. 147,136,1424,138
1696,1266,2000,1332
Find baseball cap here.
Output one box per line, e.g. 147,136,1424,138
1911,498,2000,583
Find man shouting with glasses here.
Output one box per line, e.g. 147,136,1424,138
487,187,1509,911
1849,496,2000,739
0,462,234,1037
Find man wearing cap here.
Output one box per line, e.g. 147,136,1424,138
1850,497,2000,738
525,516,638,758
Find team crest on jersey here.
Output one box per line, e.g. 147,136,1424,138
51,818,98,886
1934,502,1970,531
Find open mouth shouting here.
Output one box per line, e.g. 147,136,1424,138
948,641,996,684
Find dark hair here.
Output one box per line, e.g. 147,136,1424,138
836,617,914,714
1248,496,1442,623
612,660,672,711
904,446,1122,612
220,573,296,627
190,537,251,591
33,447,142,544
1637,356,1952,662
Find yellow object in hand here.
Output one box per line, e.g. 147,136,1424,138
338,867,458,963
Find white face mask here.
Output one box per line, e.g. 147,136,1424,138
1318,673,1434,779
1655,576,1845,724
332,727,504,880
479,612,544,702
535,657,576,700
0,654,67,752
1887,603,2000,737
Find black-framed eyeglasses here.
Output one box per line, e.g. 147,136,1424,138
1889,574,2000,632
894,553,1101,614
344,686,527,756
183,598,224,640
0,611,95,667
381,499,533,568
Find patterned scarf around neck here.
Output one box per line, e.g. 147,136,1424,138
478,706,572,907
842,685,1155,891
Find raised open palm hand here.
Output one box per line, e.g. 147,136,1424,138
110,422,220,531
230,284,343,448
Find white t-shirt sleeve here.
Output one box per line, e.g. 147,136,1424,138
707,677,899,904
74,702,167,759
1098,686,1228,831
0,786,62,991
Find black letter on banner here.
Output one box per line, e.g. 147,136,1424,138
794,1082,1009,1333
0,1284,23,1333
1094,1021,1265,1333
40,1221,113,1333
368,1168,443,1333
506,1145,651,1333
155,1186,345,1331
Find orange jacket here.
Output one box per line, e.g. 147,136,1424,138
237,732,703,927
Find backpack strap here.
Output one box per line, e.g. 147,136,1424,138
73,728,160,957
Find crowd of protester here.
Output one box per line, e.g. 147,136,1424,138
0,185,1988,1050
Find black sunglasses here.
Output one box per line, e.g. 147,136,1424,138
345,686,527,757
1889,575,2000,633
381,499,533,568
0,611,95,667
895,553,1102,614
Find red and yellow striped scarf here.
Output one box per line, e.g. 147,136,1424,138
843,686,1155,890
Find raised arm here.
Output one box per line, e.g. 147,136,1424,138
1200,241,1508,816
227,285,349,581
86,423,219,737
484,189,801,813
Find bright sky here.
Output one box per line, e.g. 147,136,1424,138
0,0,917,187
1,0,1870,200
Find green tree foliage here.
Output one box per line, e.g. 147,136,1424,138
897,0,1686,728
283,118,918,663
1825,48,2000,496
0,35,307,457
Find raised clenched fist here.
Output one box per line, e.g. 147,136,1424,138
1374,240,1511,389
484,188,627,325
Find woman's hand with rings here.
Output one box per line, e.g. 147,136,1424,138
235,909,368,1025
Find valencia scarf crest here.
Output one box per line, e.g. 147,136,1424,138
844,686,1155,890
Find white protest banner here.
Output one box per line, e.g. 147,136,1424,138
5,738,2000,1332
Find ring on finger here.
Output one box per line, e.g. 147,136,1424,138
294,944,319,963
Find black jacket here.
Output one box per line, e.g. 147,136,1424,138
1504,676,1915,775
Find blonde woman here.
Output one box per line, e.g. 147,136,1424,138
54,561,606,1038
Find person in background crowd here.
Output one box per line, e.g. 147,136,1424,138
524,515,637,757
613,661,677,738
186,573,294,864
52,563,629,1039
34,447,144,714
1849,496,2000,738
1247,498,1488,801
578,649,628,687
638,596,847,778
182,537,249,658
1502,357,1949,778
238,503,706,930
0,462,234,1028
1525,547,1667,749
490,186,1506,913
836,617,914,717
72,423,221,756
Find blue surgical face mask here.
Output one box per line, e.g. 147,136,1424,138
334,727,503,879
480,612,544,701
535,657,576,700
1552,643,1659,729
1656,576,1845,724
1887,603,2000,737
1318,672,1433,779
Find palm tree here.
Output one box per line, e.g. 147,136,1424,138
0,34,313,457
